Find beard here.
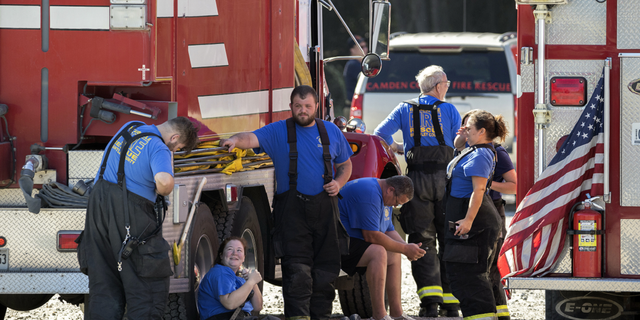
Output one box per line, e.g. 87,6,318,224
293,112,314,126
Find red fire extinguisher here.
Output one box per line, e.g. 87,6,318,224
571,196,603,278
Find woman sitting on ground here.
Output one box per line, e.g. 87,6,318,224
198,236,263,320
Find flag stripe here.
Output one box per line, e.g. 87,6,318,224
499,70,606,279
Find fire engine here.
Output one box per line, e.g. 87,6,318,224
0,0,399,318
506,0,640,318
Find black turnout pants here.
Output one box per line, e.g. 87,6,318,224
78,180,172,320
489,199,509,318
407,198,458,310
444,195,499,319
272,190,347,320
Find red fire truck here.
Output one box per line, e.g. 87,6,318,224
0,0,398,318
507,0,640,319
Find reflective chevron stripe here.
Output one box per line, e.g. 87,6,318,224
464,312,497,320
443,293,460,304
496,305,510,317
417,286,443,299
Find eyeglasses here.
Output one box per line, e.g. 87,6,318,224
440,80,451,88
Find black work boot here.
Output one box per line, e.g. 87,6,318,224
418,302,438,318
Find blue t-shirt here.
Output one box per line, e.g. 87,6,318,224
338,178,395,240
490,144,515,201
95,121,173,202
197,264,253,320
448,147,495,198
373,95,461,157
254,119,353,195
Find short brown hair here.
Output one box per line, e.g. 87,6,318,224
290,85,318,104
168,117,199,154
386,175,414,200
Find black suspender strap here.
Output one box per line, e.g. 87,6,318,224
286,118,298,188
285,118,334,191
315,119,333,185
404,100,446,147
98,121,145,180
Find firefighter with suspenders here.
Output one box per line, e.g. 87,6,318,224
77,117,199,320
222,85,353,320
374,65,462,317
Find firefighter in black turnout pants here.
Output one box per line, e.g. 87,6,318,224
444,110,508,320
77,117,198,320
374,65,461,317
222,85,353,320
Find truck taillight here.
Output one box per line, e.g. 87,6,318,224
57,231,81,251
350,94,363,119
550,77,587,106
226,184,238,203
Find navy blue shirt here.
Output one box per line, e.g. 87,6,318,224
374,95,461,157
338,178,395,240
254,119,353,195
95,121,172,202
490,144,515,201
344,59,362,102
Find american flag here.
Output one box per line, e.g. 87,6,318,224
498,71,605,278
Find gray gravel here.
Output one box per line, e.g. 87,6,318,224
5,255,544,320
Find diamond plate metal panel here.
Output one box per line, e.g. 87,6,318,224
0,209,85,271
621,219,640,274
0,188,39,207
68,150,103,179
521,64,535,93
534,60,604,180
617,0,640,49
506,277,640,292
620,58,640,206
0,273,88,294
548,237,572,274
536,0,606,46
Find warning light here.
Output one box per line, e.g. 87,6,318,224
0,237,5,247
57,231,81,251
550,77,587,106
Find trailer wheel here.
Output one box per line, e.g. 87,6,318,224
214,196,264,293
338,273,387,318
164,203,219,320
0,294,53,312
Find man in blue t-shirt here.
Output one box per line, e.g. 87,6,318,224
79,117,199,320
374,65,462,317
339,176,424,320
222,85,353,320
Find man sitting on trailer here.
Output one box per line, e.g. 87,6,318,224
77,117,199,320
222,85,353,320
339,176,424,320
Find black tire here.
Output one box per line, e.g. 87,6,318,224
0,303,6,320
338,273,374,318
214,196,264,293
0,294,53,312
164,204,219,320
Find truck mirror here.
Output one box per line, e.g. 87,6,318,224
361,53,382,78
370,0,391,60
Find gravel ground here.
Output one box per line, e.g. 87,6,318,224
5,255,544,320
5,203,545,319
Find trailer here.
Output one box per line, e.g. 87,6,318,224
0,0,399,318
